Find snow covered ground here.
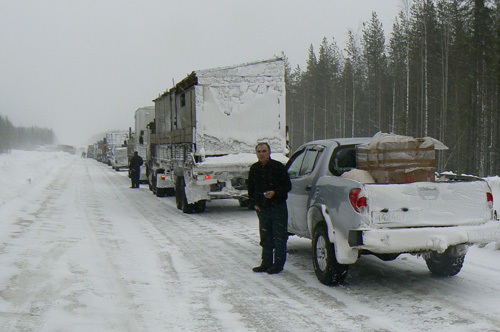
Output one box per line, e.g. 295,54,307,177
1,150,500,331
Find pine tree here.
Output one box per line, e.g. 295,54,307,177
362,11,388,134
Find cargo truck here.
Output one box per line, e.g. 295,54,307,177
127,106,155,182
148,58,288,213
105,131,129,166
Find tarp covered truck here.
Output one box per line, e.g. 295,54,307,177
148,58,288,212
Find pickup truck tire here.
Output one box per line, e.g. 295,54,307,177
425,245,465,277
312,224,348,286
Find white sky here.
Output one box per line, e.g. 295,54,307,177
0,0,401,147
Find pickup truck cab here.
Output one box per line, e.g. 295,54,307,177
286,137,500,285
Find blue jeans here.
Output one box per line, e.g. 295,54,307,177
257,202,289,268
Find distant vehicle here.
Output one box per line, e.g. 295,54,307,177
112,147,128,171
86,144,95,159
105,131,128,166
286,134,500,285
147,58,288,213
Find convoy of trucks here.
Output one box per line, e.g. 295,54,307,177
88,58,288,213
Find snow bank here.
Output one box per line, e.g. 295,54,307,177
0,150,72,207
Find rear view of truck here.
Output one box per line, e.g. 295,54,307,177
286,133,500,285
112,147,128,171
149,58,287,212
128,106,154,182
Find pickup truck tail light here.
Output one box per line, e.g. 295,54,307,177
349,188,368,213
487,192,493,209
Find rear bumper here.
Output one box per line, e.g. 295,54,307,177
348,220,500,254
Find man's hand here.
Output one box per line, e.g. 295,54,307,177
264,190,275,199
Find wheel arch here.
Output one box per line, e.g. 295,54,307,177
308,203,359,265
307,204,335,243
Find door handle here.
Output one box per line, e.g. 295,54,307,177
305,185,312,191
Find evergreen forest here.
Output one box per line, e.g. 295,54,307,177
0,114,56,153
285,0,500,176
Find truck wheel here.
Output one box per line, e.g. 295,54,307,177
425,245,466,277
312,224,348,286
156,187,166,197
147,168,152,190
238,198,255,210
175,177,183,209
177,177,204,214
194,200,206,213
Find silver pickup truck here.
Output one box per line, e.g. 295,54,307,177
286,137,500,285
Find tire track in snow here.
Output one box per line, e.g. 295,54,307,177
78,159,222,331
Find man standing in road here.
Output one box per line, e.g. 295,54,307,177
129,151,143,188
248,142,291,274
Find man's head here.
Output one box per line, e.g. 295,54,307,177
255,142,271,165
134,151,138,156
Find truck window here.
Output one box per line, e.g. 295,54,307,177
329,145,356,176
299,149,322,176
286,146,324,179
286,149,306,180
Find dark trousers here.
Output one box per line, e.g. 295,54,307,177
130,170,140,188
257,202,289,268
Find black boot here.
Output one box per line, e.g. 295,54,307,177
267,265,283,274
252,264,269,273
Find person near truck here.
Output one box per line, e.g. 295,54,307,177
248,142,292,274
129,151,143,188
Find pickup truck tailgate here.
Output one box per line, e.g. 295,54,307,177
364,181,493,228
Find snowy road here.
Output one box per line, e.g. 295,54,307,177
1,151,500,331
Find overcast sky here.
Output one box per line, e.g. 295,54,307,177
0,0,401,147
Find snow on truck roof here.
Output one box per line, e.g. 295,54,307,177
154,57,284,100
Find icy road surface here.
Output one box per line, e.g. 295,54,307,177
1,151,500,331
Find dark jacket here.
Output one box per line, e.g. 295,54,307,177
248,158,291,208
129,154,143,174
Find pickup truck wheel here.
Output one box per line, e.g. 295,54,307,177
425,245,466,277
312,224,348,286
